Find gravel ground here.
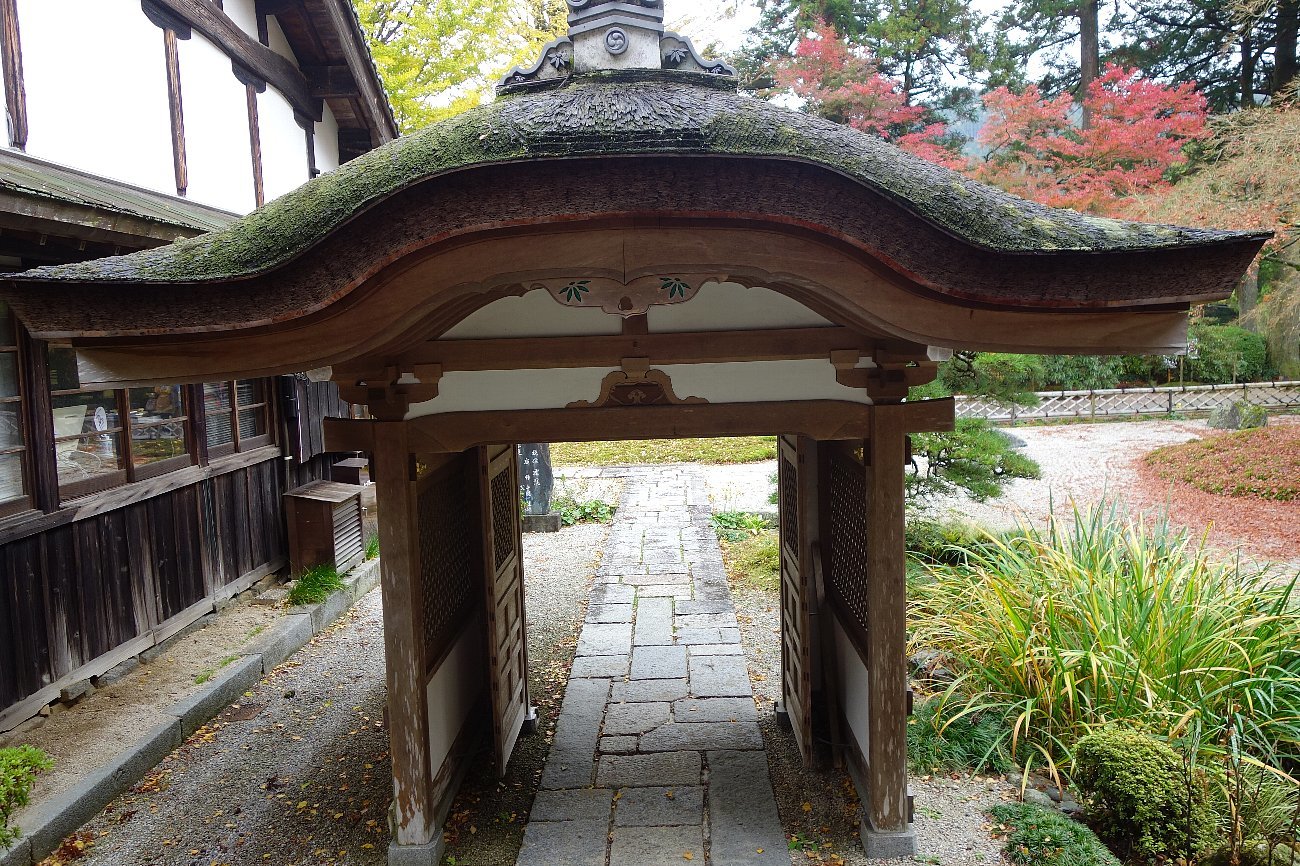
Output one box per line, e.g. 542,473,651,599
34,522,610,866
1,601,282,816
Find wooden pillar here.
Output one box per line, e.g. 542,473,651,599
863,404,913,854
371,422,440,857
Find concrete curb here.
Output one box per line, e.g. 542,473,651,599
2,557,383,866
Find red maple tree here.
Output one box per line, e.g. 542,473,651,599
975,65,1210,214
773,23,963,169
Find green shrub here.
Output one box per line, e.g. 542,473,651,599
907,697,1013,774
908,419,1041,501
1,745,52,849
907,502,1300,776
287,564,345,606
1073,727,1218,862
1038,355,1125,391
905,518,995,566
938,352,1045,403
553,495,616,526
1187,322,1271,384
710,511,772,543
989,803,1121,866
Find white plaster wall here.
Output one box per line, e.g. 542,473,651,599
178,32,256,213
663,360,871,405
222,0,260,41
425,614,486,778
649,283,837,332
407,367,621,417
315,103,341,173
16,0,174,194
834,615,870,759
265,15,296,63
442,290,622,340
259,88,309,201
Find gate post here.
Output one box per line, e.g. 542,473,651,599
862,405,914,857
372,421,442,865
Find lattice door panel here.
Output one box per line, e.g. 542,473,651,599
778,435,815,765
479,443,528,778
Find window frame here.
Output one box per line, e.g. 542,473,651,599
203,379,273,459
48,346,196,500
0,307,31,518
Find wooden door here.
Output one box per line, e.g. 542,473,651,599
778,435,817,765
479,443,529,777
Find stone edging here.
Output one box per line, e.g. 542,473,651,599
0,559,383,866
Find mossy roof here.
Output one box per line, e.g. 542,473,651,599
10,70,1269,285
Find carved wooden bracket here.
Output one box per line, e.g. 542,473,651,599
538,274,722,317
568,358,706,408
337,364,442,421
830,350,937,403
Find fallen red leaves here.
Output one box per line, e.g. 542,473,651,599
1133,423,1300,563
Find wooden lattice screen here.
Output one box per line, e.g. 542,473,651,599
778,435,815,765
417,458,477,669
826,444,869,649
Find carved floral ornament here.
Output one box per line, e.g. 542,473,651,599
568,358,705,408
539,274,716,316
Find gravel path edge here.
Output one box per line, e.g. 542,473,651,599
0,558,384,866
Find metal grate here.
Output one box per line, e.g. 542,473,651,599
779,452,798,555
827,448,869,640
418,462,476,664
490,468,516,568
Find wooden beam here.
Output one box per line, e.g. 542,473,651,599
147,0,321,122
163,28,189,197
0,0,26,150
324,399,953,456
372,423,438,847
245,83,265,208
863,403,910,837
370,328,915,374
303,63,358,98
310,0,398,141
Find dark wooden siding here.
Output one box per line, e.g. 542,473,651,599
0,455,288,723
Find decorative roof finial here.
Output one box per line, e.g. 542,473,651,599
499,0,736,91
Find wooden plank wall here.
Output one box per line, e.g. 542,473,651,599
0,456,288,722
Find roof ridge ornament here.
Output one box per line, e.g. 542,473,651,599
498,0,736,91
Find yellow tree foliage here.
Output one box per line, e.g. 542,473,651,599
354,0,566,133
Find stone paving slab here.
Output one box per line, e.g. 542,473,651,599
673,697,758,723
613,786,704,826
518,468,785,866
630,645,687,680
609,824,706,865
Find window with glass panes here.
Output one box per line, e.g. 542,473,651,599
48,348,192,497
0,304,27,514
203,380,271,456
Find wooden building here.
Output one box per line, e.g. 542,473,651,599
1,0,1266,860
0,0,396,731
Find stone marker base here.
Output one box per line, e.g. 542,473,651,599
860,819,916,860
388,838,445,866
522,513,562,533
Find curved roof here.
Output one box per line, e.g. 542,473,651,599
8,70,1268,288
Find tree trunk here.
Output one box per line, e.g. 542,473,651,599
1237,267,1260,328
1241,31,1256,107
1275,0,1299,94
1079,0,1100,127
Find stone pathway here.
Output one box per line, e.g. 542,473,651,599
517,467,788,866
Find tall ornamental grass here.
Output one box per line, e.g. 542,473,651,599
908,503,1300,775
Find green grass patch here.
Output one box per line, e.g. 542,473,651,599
364,532,380,560
193,654,240,686
720,528,779,592
711,511,773,542
551,437,777,466
989,803,1120,866
287,564,346,606
0,745,52,849
907,697,1014,775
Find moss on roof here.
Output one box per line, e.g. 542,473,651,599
14,70,1268,285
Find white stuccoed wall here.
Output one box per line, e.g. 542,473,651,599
16,0,175,195
4,1,336,214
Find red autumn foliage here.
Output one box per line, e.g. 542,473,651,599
773,22,964,169
975,65,1210,214
1144,424,1300,502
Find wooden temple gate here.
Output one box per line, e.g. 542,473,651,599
0,3,1265,861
